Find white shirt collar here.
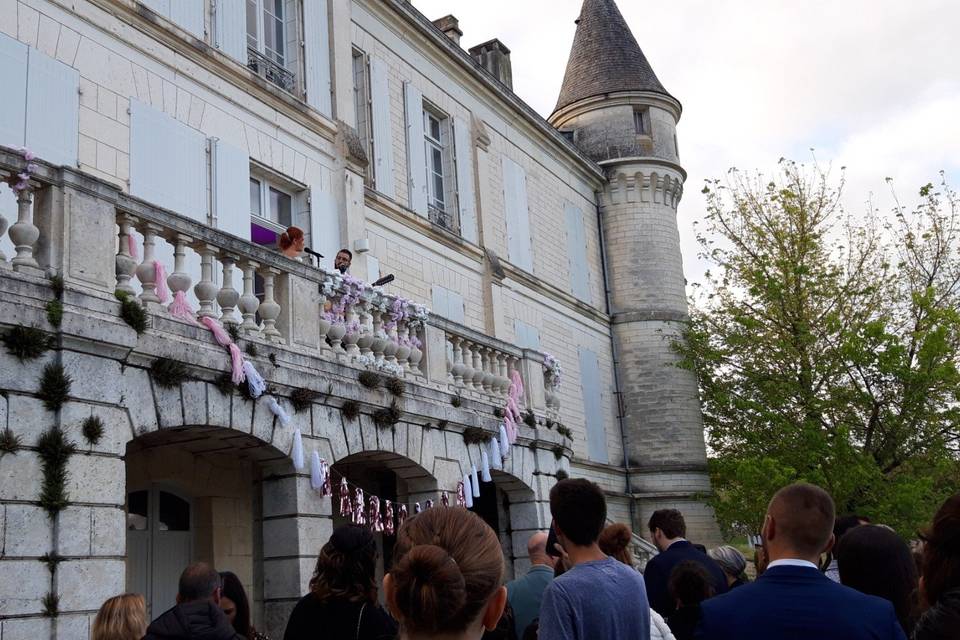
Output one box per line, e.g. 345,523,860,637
767,559,819,570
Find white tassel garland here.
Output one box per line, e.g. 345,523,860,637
243,360,267,398
291,428,305,470
463,473,474,508
267,396,291,427
471,465,480,497
310,451,323,490
480,448,492,482
499,423,510,459
488,438,503,470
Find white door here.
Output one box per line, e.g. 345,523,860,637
126,486,193,618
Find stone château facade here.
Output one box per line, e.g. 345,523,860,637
0,0,718,637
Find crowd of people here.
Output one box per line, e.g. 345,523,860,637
91,480,960,640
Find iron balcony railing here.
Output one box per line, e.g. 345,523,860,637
247,47,296,93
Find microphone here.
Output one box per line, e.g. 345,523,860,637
372,274,395,287
303,247,324,259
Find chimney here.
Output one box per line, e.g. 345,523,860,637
433,15,462,46
469,39,512,90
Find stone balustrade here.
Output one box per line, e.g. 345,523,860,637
0,146,557,406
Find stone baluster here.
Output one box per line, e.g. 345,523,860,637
239,260,260,334
217,254,240,325
259,267,282,342
369,306,386,363
460,340,475,389
356,297,374,358
167,234,194,313
471,346,484,390
0,193,8,265
481,348,495,393
408,326,424,375
115,215,138,296
395,321,411,370
194,244,219,319
9,184,40,272
450,335,465,385
497,353,510,396
135,223,162,305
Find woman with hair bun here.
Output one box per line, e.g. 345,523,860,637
914,492,960,639
283,524,396,640
278,226,305,259
706,545,749,589
385,507,508,639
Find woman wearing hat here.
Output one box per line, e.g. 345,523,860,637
283,525,397,640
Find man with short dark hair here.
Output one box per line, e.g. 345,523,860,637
696,483,906,640
144,562,243,640
643,508,727,616
538,479,651,640
334,248,352,274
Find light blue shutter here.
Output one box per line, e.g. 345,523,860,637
129,100,207,222
366,254,380,282
25,48,79,168
369,58,395,198
214,0,247,62
447,289,465,324
514,320,541,351
0,34,27,150
302,0,332,116
502,157,532,272
565,203,591,302
212,138,250,240
431,287,449,319
309,187,340,271
169,0,205,39
579,348,608,462
403,82,427,216
453,117,477,243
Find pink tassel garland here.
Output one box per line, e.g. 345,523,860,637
383,500,395,535
397,504,408,530
168,291,198,325
440,491,449,507
154,262,170,303
456,481,466,508
353,488,366,525
339,478,351,517
128,234,138,260
201,316,233,347
369,496,382,532
228,344,246,384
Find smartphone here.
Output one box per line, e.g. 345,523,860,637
546,521,561,557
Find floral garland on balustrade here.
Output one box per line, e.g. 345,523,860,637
323,273,364,334
7,148,36,193
543,353,562,388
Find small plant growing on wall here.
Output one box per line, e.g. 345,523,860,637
245,342,259,358
462,427,492,446
115,291,148,334
268,352,277,366
556,424,573,440
45,299,63,328
0,427,22,454
81,416,104,446
437,419,448,430
1,325,51,361
150,358,189,388
36,427,76,516
226,323,242,343
450,395,462,408
290,387,321,413
40,552,64,575
553,445,565,461
373,400,401,429
341,400,360,422
214,372,235,396
358,371,382,390
493,407,505,419
48,274,64,298
38,363,72,412
385,377,406,397
41,592,59,617
556,469,569,481
523,411,536,428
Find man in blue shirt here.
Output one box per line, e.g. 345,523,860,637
696,483,906,640
538,479,650,640
506,531,556,637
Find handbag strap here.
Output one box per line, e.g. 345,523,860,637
355,602,367,640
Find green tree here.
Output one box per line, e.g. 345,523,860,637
676,160,960,537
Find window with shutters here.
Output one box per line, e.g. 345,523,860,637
352,49,375,187
246,0,299,93
249,171,304,249
423,106,458,233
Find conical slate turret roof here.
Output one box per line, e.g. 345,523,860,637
553,0,674,114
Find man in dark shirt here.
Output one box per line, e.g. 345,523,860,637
643,509,727,616
144,562,243,640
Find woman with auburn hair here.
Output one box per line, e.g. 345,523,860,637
284,524,396,640
91,593,148,640
385,507,508,640
914,492,960,639
277,226,305,259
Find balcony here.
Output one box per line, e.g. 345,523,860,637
0,145,565,449
246,47,296,93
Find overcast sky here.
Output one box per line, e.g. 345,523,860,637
412,0,960,285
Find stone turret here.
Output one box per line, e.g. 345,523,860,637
550,0,721,544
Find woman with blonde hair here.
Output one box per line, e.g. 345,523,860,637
92,593,148,640
385,507,507,640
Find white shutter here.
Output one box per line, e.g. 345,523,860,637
309,186,340,271
447,289,465,324
514,320,541,351
0,34,27,150
25,48,79,168
579,348,608,462
211,138,250,240
369,58,395,198
169,0,205,39
431,287,449,319
403,82,427,216
214,0,247,62
453,116,477,243
129,100,207,222
366,254,380,282
502,157,532,272
302,0,332,116
565,203,591,302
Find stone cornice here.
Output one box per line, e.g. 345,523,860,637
550,90,684,127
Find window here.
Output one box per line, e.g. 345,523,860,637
246,0,296,92
634,108,649,136
250,176,294,245
353,49,375,186
423,108,456,231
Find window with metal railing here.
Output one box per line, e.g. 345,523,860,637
246,0,297,93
